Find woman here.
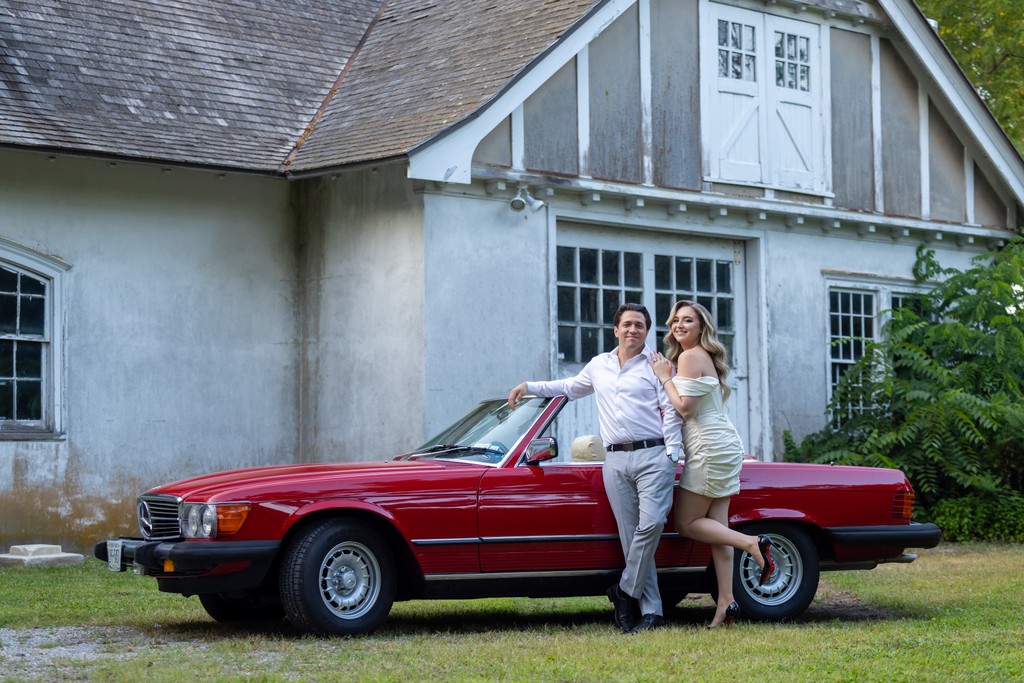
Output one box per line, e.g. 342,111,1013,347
650,300,776,629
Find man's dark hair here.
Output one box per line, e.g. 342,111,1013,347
613,303,651,330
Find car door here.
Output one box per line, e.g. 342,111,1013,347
477,460,693,573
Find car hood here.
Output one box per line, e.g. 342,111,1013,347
147,458,462,501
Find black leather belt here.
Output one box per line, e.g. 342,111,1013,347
606,438,665,452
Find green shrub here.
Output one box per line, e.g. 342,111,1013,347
930,490,1024,542
786,239,1024,540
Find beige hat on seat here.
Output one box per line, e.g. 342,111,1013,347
571,435,606,462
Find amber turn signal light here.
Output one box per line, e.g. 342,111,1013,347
216,503,252,536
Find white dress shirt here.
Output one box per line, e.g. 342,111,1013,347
525,346,682,459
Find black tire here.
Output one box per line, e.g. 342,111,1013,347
731,522,819,621
198,592,285,623
279,518,396,636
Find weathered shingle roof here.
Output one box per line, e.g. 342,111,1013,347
287,0,599,172
0,0,599,174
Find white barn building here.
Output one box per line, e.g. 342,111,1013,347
0,0,1021,550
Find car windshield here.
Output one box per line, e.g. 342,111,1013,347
406,397,553,465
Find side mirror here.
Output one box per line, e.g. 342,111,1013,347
524,437,558,465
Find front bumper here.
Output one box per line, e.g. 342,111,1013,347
824,522,942,548
95,537,281,594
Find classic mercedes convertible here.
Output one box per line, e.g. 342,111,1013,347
96,396,941,635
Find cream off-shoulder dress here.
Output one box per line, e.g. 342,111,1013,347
671,375,746,497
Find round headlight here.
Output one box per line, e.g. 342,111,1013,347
201,505,216,537
185,505,201,537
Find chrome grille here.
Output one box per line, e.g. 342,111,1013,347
137,494,182,540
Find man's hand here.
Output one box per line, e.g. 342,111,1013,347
508,382,528,408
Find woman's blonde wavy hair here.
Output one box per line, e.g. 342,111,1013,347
662,300,732,403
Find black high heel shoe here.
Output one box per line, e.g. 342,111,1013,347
757,535,778,586
707,601,740,629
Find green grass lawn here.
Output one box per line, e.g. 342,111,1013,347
1,543,1021,682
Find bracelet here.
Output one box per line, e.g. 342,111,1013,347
661,378,672,386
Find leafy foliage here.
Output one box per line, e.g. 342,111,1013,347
787,240,1024,538
915,0,1024,154
930,492,1024,542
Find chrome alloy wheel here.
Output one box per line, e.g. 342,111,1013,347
738,533,803,607
318,541,381,620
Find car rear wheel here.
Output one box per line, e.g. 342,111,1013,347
280,518,396,636
198,591,285,622
732,522,819,621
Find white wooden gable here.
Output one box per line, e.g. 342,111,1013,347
407,0,1024,223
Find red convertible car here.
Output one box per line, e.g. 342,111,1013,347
96,396,940,636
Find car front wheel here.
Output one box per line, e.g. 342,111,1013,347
733,522,819,621
279,519,396,636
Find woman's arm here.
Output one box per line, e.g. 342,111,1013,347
649,353,699,419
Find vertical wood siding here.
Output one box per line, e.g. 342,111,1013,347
588,4,642,183
525,59,579,176
928,102,966,223
473,116,512,168
651,0,701,190
974,164,1007,228
880,39,921,218
830,28,874,211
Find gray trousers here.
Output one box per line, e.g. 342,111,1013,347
602,445,676,617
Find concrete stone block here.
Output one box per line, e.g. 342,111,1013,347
0,544,85,567
10,544,63,556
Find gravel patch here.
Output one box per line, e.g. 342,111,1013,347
0,582,893,679
0,626,193,680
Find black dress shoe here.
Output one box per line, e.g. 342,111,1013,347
606,584,640,632
630,613,665,633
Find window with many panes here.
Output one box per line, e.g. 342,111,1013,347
557,247,643,363
774,30,811,92
557,243,738,363
554,231,747,452
717,19,757,82
0,264,48,429
718,19,814,93
654,255,736,359
827,280,926,413
828,289,875,396
0,244,65,436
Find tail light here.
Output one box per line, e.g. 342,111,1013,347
892,490,915,521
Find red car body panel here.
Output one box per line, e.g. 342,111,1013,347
131,452,920,577
96,396,940,631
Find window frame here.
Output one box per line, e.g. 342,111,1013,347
824,274,928,408
555,245,645,364
700,1,828,194
555,233,742,372
0,238,67,438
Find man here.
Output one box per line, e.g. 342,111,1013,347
508,303,682,633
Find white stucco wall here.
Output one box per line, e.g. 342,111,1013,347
0,149,296,549
422,188,552,436
297,165,427,460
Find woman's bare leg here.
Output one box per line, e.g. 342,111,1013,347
706,498,735,627
674,489,764,566
675,491,768,626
